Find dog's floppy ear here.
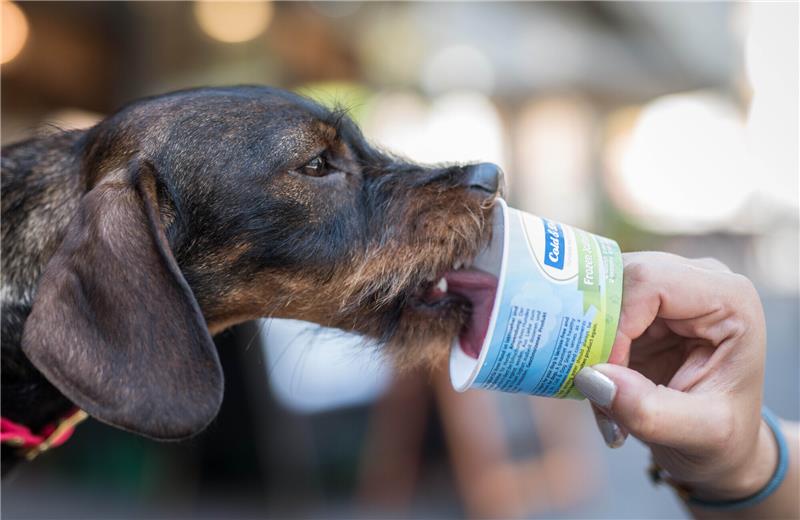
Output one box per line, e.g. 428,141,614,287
22,160,223,440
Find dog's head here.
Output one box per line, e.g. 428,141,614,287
22,86,501,439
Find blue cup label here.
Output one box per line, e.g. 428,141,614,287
450,200,623,399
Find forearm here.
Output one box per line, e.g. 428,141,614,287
689,421,799,520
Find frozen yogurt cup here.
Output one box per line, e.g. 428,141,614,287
449,198,623,399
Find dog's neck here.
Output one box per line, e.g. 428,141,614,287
1,316,74,428
1,132,87,473
1,291,76,475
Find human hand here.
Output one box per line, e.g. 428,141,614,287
574,252,776,502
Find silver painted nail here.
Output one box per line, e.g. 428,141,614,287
574,366,617,408
595,413,626,448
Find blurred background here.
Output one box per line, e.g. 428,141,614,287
2,1,798,519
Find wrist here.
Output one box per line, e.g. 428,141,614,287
690,417,778,501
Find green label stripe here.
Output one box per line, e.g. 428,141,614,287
576,230,601,313
599,237,623,367
554,233,622,400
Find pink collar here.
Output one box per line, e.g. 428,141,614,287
1,408,88,461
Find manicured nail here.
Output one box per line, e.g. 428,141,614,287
595,412,626,448
574,366,616,408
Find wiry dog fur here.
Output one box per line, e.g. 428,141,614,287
1,86,499,474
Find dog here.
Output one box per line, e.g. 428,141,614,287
1,86,501,474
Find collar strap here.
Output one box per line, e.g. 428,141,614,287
1,408,88,461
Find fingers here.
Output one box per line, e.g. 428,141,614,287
575,364,732,451
583,253,762,454
613,253,761,362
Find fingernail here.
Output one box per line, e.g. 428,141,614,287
595,413,627,448
574,366,616,408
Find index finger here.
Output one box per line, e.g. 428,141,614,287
608,252,760,366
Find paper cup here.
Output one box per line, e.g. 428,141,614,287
449,199,623,399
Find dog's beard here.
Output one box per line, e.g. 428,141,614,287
332,201,494,370
386,299,472,370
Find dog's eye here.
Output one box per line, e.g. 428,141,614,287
302,156,326,177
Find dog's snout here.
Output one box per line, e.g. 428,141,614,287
462,163,502,197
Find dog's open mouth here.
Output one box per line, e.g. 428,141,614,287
411,268,497,359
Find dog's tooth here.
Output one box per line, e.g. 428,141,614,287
453,260,463,270
435,277,448,293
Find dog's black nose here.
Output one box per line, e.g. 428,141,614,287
463,162,503,196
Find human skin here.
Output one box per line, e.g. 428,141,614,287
574,252,799,519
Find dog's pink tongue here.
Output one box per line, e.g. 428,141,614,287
445,269,497,359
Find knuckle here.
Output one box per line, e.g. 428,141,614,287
624,260,652,286
731,273,758,299
726,273,762,319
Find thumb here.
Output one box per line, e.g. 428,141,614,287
575,364,722,450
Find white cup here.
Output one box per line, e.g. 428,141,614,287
449,199,623,399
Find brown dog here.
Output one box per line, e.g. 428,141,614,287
1,86,501,473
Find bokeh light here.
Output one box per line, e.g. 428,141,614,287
296,81,372,125
607,91,753,234
193,1,273,43
744,2,799,213
42,108,103,131
1,0,29,65
364,90,506,169
513,97,594,227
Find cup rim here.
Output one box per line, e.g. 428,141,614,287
449,197,511,392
